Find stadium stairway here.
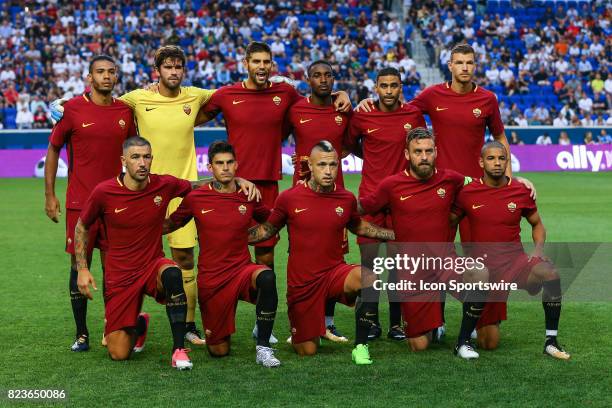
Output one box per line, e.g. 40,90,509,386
412,31,445,87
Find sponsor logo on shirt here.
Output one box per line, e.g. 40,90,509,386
81,122,95,128
118,119,126,129
154,195,163,206
183,104,192,115
145,107,158,111
201,209,214,214
273,96,282,106
367,128,379,134
435,106,448,111
472,204,485,209
335,115,343,125
232,100,246,105
294,208,308,213
472,108,482,118
335,206,344,217
437,188,446,198
507,202,517,212
299,118,312,124
114,207,128,213
400,195,412,201
238,205,247,215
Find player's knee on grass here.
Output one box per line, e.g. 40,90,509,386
208,341,230,357
463,264,489,284
477,325,500,350
293,340,318,356
407,333,431,352
106,330,134,361
343,267,363,295
171,247,195,270
529,261,559,289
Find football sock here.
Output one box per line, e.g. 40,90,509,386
255,269,278,347
161,267,187,350
136,314,147,336
69,266,88,337
542,279,562,339
181,268,197,325
355,295,378,345
389,301,401,328
325,300,336,327
458,289,486,344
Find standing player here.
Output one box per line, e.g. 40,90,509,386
347,67,427,341
49,46,214,345
44,55,137,352
451,141,570,360
164,141,281,367
359,128,488,359
286,60,352,342
74,137,193,369
248,141,395,365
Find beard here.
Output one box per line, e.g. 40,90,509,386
410,161,434,179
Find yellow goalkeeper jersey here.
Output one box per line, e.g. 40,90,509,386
120,87,215,180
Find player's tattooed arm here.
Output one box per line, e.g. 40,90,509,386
248,222,279,244
74,219,97,300
349,219,395,241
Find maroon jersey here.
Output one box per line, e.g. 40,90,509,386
348,103,426,197
453,178,537,261
49,94,137,210
410,83,505,178
79,174,191,287
360,168,465,242
202,82,301,181
267,183,361,287
287,97,351,187
169,184,270,288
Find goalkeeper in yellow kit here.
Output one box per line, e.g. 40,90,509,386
118,46,214,344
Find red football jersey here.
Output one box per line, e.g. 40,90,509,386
348,103,426,197
202,82,301,181
287,97,351,187
49,94,137,210
410,83,505,178
79,174,191,286
267,183,361,287
360,168,465,242
169,184,270,288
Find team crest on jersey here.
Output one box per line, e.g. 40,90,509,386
507,202,517,212
437,188,446,198
183,104,192,115
154,195,163,206
272,96,281,106
472,108,482,118
404,122,412,130
335,115,343,125
118,119,126,129
335,206,344,217
238,205,247,215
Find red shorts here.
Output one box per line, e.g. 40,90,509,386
104,257,176,335
252,181,279,248
288,263,357,344
477,254,545,329
357,212,393,245
198,263,266,346
401,295,444,338
65,209,107,256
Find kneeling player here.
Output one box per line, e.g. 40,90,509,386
165,141,280,367
249,141,395,365
451,141,570,360
76,137,195,369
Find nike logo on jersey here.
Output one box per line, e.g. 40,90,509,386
201,209,214,214
145,107,158,111
435,107,448,111
232,100,246,105
472,204,485,209
294,208,308,213
299,118,312,124
82,122,95,128
114,207,128,213
400,195,413,201
367,128,379,134
170,293,184,300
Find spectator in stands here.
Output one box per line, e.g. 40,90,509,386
553,113,568,128
597,129,611,144
15,106,34,129
533,104,551,125
590,73,604,93
514,113,528,127
509,131,524,145
583,131,596,145
577,55,593,78
524,104,536,124
558,131,571,146
33,106,49,129
580,114,594,127
578,91,593,114
591,91,608,113
536,132,552,145
485,63,500,85
405,66,421,85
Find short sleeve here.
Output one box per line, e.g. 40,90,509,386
451,189,467,217
49,107,73,147
191,87,216,107
359,179,391,214
172,177,192,198
79,186,105,228
169,192,194,228
253,200,271,223
346,195,362,229
287,85,302,105
118,89,140,109
126,111,138,137
346,114,363,150
201,87,224,114
521,187,537,217
266,191,289,229
409,88,430,114
486,94,505,136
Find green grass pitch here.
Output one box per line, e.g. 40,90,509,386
0,172,611,407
